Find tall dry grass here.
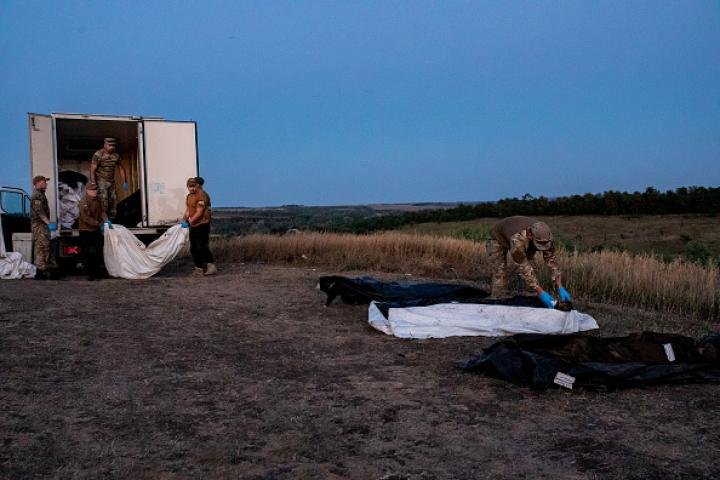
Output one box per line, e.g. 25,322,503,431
212,232,488,278
210,232,719,319
559,250,719,319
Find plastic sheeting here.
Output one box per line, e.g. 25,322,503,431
103,224,188,279
59,183,83,229
368,302,599,339
319,275,573,312
319,275,489,306
460,332,720,391
320,276,596,339
0,221,36,279
58,177,86,229
0,251,37,279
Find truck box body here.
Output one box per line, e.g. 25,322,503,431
27,112,199,264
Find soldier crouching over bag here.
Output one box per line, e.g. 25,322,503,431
487,216,572,308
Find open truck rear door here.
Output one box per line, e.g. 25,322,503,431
141,120,198,226
28,113,57,222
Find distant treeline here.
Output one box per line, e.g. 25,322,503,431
211,205,378,236
337,186,720,234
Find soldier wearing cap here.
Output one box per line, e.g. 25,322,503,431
182,177,217,276
90,137,128,220
30,175,58,278
488,216,572,308
78,182,107,280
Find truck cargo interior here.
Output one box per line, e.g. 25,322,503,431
55,119,142,227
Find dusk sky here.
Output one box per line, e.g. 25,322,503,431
1,1,719,207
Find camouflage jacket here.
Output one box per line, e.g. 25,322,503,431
30,189,49,227
91,149,121,182
508,230,561,291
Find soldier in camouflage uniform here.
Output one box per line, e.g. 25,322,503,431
90,137,128,220
30,175,58,278
488,216,572,308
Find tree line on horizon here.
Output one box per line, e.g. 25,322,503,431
335,186,720,234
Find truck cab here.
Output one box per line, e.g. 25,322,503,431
0,186,31,252
28,112,199,267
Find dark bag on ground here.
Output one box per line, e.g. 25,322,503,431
319,276,572,315
461,332,720,391
319,275,490,307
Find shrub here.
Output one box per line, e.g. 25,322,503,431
683,240,711,264
450,226,490,243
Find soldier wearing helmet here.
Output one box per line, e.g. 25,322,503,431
488,216,572,308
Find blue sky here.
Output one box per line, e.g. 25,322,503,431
1,1,719,207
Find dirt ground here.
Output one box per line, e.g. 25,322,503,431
1,262,719,479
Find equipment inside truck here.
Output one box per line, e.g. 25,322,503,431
55,118,141,227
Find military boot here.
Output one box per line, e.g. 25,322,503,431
34,269,49,280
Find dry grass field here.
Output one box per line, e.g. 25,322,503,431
399,214,720,257
211,232,719,320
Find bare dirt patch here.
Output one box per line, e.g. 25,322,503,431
1,263,719,479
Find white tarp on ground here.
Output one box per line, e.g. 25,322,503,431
103,224,188,279
0,220,36,279
0,251,37,279
368,301,599,339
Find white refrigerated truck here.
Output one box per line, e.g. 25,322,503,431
20,112,199,267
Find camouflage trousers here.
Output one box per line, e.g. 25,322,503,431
32,224,56,271
486,239,539,297
97,178,116,219
487,240,511,298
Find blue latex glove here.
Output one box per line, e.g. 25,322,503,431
538,291,555,309
181,220,190,228
122,182,129,191
558,287,572,302
103,220,113,231
47,222,57,232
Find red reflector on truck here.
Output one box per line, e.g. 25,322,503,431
63,246,81,255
